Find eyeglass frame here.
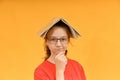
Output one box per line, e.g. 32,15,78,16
46,37,69,44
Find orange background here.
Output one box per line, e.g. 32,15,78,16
0,0,120,80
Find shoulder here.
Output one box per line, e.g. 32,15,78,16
67,59,86,80
34,61,47,79
67,58,84,70
34,61,55,79
35,60,55,72
68,59,82,66
34,61,47,74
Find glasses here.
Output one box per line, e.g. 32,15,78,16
47,37,69,44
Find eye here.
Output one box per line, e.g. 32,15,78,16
51,38,56,41
60,38,67,41
48,38,57,42
61,38,65,40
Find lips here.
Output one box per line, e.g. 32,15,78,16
55,48,64,52
56,49,63,51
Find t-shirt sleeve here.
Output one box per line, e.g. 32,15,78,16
34,68,49,80
77,62,86,80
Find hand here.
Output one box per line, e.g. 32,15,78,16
54,51,67,80
54,51,67,72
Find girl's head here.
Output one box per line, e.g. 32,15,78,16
44,21,72,60
38,18,80,60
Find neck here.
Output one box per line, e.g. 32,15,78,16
47,54,56,64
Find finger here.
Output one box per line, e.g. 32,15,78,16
56,51,65,56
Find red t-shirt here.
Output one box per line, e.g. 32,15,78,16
34,59,86,80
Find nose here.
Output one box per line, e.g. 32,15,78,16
55,40,62,47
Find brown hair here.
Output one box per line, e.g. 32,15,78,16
44,21,72,60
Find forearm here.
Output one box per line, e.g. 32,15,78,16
55,51,67,80
56,70,64,80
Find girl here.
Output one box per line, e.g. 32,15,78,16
34,18,86,80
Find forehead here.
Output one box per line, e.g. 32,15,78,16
47,27,68,37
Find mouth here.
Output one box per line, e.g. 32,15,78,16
55,48,63,51
54,48,64,53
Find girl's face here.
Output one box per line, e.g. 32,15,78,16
46,26,69,55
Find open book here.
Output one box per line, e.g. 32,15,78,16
38,17,80,38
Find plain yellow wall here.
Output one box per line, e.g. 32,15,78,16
0,0,120,80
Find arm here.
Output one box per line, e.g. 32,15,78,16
54,51,67,80
56,70,64,80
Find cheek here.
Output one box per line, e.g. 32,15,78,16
47,45,52,51
63,44,69,49
46,42,53,51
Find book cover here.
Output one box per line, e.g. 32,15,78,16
38,17,80,38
